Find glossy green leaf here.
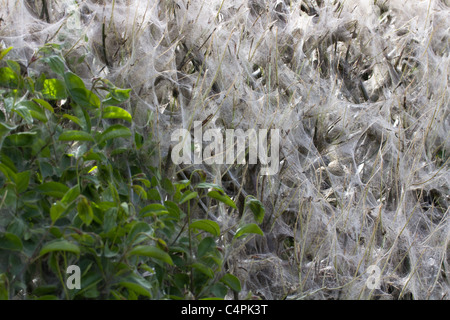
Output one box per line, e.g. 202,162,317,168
207,189,237,209
179,191,198,204
0,232,23,251
0,122,15,146
189,219,220,237
13,105,33,124
32,98,54,113
132,185,147,200
6,132,37,146
129,245,173,265
64,71,85,90
15,170,31,193
70,88,100,109
147,188,161,201
0,67,19,88
25,101,48,122
164,201,180,219
6,60,20,76
50,201,67,223
98,124,131,144
40,239,80,256
118,274,151,298
0,273,8,300
192,263,214,278
134,132,143,149
198,237,216,258
140,203,168,217
36,182,69,199
102,106,132,122
63,114,83,128
210,283,228,298
247,197,265,224
42,79,67,100
110,88,131,102
234,223,263,239
42,55,65,75
0,47,13,60
0,163,16,181
61,185,80,205
220,273,241,292
195,182,224,191
59,130,93,142
77,197,94,226
127,222,151,245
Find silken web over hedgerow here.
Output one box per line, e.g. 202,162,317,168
1,0,449,299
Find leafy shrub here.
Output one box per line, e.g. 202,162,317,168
0,46,264,300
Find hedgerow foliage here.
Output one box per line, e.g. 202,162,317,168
0,46,264,300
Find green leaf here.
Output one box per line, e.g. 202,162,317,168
195,182,224,191
0,273,9,300
210,283,228,298
64,71,85,90
77,197,94,226
0,67,19,88
22,101,47,122
0,122,16,148
147,188,161,201
140,203,168,217
207,189,237,209
15,170,31,193
192,263,214,278
98,124,131,144
164,201,180,219
39,161,53,179
0,163,16,181
162,178,174,194
179,191,198,204
13,105,33,124
129,245,173,265
6,61,21,76
62,114,83,130
37,182,70,199
174,179,190,192
220,273,241,292
234,223,263,239
102,106,132,122
118,273,151,298
6,132,37,146
59,130,94,142
70,88,100,109
247,197,265,224
0,232,23,251
42,55,65,75
0,47,13,61
132,185,147,200
40,239,80,256
110,88,131,102
127,222,151,245
189,219,220,237
134,132,143,149
42,79,67,100
103,88,131,105
50,201,67,223
32,98,54,113
198,237,216,258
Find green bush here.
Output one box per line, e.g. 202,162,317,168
0,45,264,300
